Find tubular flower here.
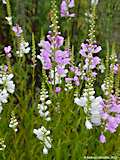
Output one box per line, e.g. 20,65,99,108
60,0,75,17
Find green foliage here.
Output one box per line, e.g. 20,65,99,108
0,0,120,160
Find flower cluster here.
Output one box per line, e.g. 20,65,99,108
101,52,118,97
75,95,103,129
38,32,70,86
80,41,102,79
65,65,81,88
38,83,51,121
33,126,52,155
33,82,52,154
4,46,12,58
64,79,73,91
90,97,103,126
74,40,102,129
12,24,23,37
0,67,15,114
0,138,6,151
99,95,120,143
9,111,18,132
60,0,75,17
101,77,112,96
16,40,30,57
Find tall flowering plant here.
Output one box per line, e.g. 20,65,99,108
74,3,103,130
0,0,120,159
37,0,72,92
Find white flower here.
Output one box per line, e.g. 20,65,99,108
89,90,95,96
33,126,52,154
74,97,87,107
38,40,45,47
16,41,30,57
33,126,50,141
65,82,73,91
99,64,105,73
44,137,52,149
6,74,15,93
46,100,52,105
5,17,12,26
85,119,93,129
2,74,15,93
0,138,6,151
38,104,47,111
89,96,95,101
38,103,51,121
50,69,62,85
46,117,51,121
38,84,51,121
1,74,15,94
33,128,43,141
91,114,101,126
91,0,99,5
74,97,80,105
0,89,9,103
101,83,106,92
2,0,6,4
9,111,18,132
40,96,46,102
43,146,48,154
90,96,103,126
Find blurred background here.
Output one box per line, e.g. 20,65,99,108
0,0,120,59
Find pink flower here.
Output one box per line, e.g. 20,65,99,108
60,0,75,17
60,1,69,17
55,35,64,48
99,133,106,143
55,87,61,93
92,72,97,77
57,66,65,76
69,0,75,8
114,64,119,74
55,50,70,65
39,40,51,52
91,56,101,69
12,24,23,37
4,46,11,53
43,58,52,70
80,42,102,57
65,77,73,82
4,46,12,58
94,45,102,53
55,50,63,64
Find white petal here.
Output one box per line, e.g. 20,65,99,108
43,146,48,155
85,120,93,129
